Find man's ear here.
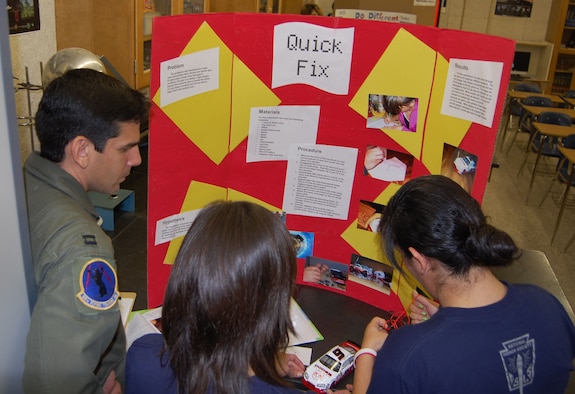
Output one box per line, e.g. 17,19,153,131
407,247,430,275
67,136,92,169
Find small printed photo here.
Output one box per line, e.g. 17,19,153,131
275,211,287,225
357,200,386,232
495,1,532,18
304,256,348,292
441,143,478,194
349,254,393,295
366,94,418,133
290,231,314,258
364,145,414,184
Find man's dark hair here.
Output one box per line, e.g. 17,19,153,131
35,69,149,162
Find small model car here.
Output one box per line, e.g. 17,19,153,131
453,155,477,175
302,341,360,393
330,269,347,286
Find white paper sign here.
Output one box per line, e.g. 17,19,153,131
414,0,436,6
441,59,503,128
154,209,201,246
247,106,320,162
335,9,417,24
283,144,358,220
272,22,354,95
160,47,219,107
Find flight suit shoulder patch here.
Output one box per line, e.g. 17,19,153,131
76,258,119,310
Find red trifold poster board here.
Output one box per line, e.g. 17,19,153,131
146,13,514,311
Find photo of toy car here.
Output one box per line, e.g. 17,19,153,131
302,341,360,393
330,269,347,286
453,155,477,175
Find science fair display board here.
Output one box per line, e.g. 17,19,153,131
146,13,514,312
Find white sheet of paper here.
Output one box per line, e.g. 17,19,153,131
368,156,407,182
160,47,219,107
283,144,358,220
118,292,136,328
155,209,201,246
272,22,354,95
441,58,503,127
289,298,323,346
247,106,320,163
335,9,417,24
285,346,313,366
125,313,160,350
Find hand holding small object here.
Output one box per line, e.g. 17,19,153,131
361,317,389,352
364,146,386,171
303,263,329,283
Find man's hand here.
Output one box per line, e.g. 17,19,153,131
103,370,122,394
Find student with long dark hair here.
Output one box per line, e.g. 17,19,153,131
334,175,575,394
126,201,305,394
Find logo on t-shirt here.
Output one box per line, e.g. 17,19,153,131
77,258,119,310
499,334,535,391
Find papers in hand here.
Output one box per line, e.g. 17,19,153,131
125,306,163,350
125,299,323,351
119,292,136,328
289,298,323,346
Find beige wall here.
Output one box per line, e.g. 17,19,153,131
9,0,555,161
439,0,552,42
9,0,57,162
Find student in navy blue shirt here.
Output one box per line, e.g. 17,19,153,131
334,175,575,394
126,201,306,394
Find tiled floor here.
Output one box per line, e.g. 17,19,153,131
111,127,575,316
485,126,575,313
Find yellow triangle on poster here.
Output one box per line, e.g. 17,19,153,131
349,29,436,159
162,183,282,265
152,21,281,165
231,57,281,152
162,181,227,265
421,55,472,174
152,22,232,165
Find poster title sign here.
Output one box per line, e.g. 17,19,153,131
272,22,354,95
335,9,417,24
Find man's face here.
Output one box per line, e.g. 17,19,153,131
88,122,142,195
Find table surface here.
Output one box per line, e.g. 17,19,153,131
507,90,564,104
520,104,575,119
562,96,575,108
559,146,575,164
532,122,575,138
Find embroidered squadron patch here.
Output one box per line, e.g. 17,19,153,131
499,334,535,391
77,258,119,310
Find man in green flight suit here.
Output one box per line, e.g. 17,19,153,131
22,69,149,393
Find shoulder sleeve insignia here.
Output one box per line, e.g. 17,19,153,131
77,258,119,310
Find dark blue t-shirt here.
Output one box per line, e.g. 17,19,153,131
126,333,304,394
368,283,575,393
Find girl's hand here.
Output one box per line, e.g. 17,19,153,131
409,291,439,324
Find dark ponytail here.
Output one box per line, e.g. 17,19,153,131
380,175,519,275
